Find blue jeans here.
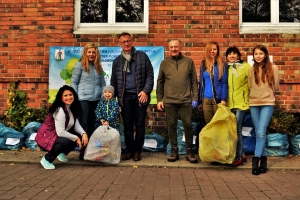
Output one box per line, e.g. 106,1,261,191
250,106,274,157
234,109,247,159
122,93,148,154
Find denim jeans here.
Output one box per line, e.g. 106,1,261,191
79,100,99,137
250,106,274,157
234,109,247,159
164,103,193,149
121,93,148,154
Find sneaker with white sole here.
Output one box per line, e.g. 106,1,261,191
57,153,68,162
40,156,55,170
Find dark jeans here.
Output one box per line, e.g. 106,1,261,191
232,109,248,159
164,103,193,149
45,137,77,163
121,93,147,154
79,100,99,137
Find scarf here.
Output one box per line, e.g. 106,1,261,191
228,60,242,78
122,47,136,73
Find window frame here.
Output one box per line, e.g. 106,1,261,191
74,0,149,34
239,0,300,34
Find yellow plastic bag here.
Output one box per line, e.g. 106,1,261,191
199,104,237,164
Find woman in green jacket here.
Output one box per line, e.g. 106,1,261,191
226,46,251,167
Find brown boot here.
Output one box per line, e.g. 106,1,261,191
168,147,179,162
186,148,198,163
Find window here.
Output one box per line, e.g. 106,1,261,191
74,0,149,34
239,0,300,33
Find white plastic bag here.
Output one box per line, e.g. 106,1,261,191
84,126,121,164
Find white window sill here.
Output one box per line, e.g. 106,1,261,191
239,25,300,34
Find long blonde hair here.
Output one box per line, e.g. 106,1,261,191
204,42,224,80
252,44,274,87
81,43,102,74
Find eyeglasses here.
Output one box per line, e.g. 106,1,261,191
119,40,132,45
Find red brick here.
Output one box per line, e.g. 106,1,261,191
0,1,299,132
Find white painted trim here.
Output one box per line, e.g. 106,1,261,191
239,0,300,34
74,0,149,34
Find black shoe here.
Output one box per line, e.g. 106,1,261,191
122,152,133,160
79,153,84,160
259,156,267,173
133,152,141,161
252,157,260,175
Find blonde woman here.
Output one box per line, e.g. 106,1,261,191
198,42,228,124
71,43,106,159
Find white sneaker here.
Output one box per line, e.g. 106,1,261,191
57,153,68,162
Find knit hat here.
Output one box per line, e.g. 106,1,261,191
104,85,114,95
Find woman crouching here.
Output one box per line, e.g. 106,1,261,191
37,85,88,169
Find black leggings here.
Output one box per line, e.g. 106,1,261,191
45,137,77,163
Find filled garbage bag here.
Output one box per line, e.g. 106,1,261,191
289,134,300,156
266,133,288,147
166,120,199,155
143,132,165,152
265,133,289,156
0,124,24,150
243,129,256,155
22,122,42,150
242,113,255,155
84,125,121,164
199,104,237,164
243,113,254,127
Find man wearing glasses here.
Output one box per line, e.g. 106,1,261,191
111,32,154,161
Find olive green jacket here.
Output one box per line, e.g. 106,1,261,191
156,54,198,104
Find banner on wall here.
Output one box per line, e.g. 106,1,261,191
49,46,164,104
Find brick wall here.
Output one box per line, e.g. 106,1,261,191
0,0,299,134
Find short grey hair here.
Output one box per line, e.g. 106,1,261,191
168,39,182,45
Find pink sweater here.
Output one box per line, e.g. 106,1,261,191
248,65,279,106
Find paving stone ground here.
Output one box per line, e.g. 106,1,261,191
0,150,299,199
